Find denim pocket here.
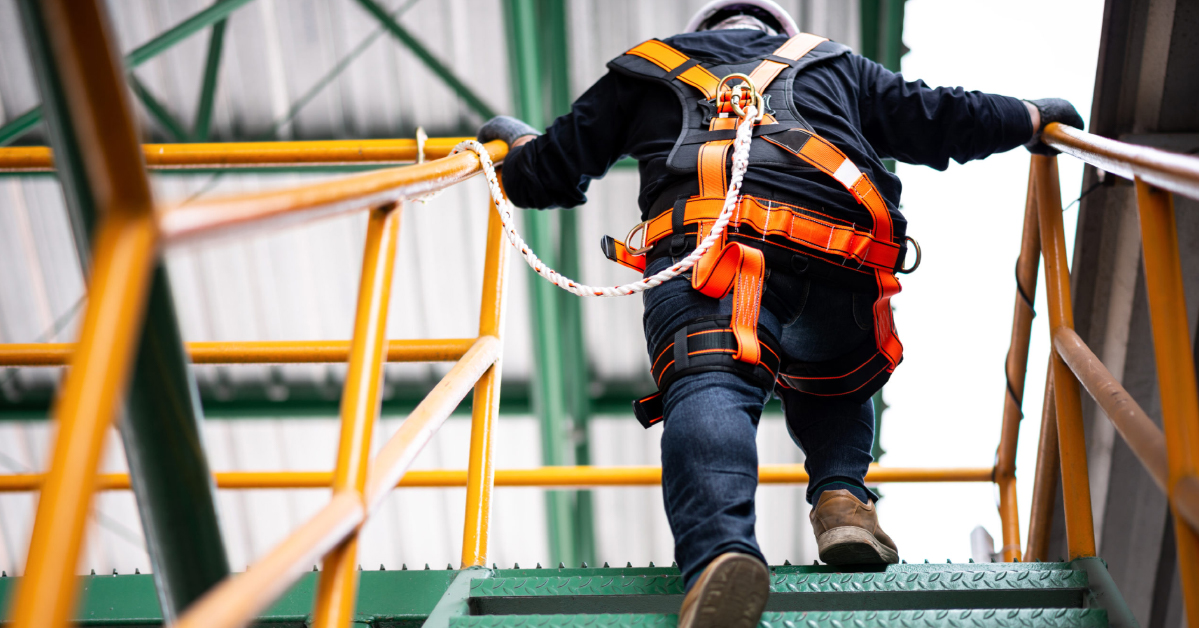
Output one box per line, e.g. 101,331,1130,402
767,273,811,327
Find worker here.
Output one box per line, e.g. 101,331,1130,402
478,1,1083,626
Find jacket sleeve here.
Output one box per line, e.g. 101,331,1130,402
500,71,634,209
853,55,1033,170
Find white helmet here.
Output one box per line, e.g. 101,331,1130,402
684,0,800,37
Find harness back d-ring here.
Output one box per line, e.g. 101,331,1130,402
898,235,921,274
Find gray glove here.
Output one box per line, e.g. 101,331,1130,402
1024,98,1084,155
478,115,539,147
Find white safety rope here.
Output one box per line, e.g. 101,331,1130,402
447,105,758,297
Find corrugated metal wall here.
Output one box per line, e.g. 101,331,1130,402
0,0,861,575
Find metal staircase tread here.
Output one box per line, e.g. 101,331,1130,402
448,608,1109,627
469,569,1087,597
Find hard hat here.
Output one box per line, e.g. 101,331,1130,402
684,0,800,37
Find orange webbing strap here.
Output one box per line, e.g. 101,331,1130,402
696,140,733,198
600,235,647,272
761,130,893,241
763,128,904,368
634,196,902,272
690,238,766,363
625,40,720,99
747,33,826,93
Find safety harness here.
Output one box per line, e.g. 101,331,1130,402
601,34,916,428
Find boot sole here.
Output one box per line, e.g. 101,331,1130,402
677,554,769,628
817,526,900,565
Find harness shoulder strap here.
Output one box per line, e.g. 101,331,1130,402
748,33,827,93
624,39,720,98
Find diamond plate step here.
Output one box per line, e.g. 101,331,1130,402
467,569,1088,615
449,608,1109,628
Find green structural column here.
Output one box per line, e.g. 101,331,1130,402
16,0,230,622
860,0,908,465
537,0,595,567
502,0,596,567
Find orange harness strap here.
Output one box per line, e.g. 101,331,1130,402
633,196,902,272
625,40,720,99
761,128,903,364
748,33,827,93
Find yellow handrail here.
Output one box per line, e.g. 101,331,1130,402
0,464,995,493
1005,126,1198,627
0,138,475,172
0,338,476,366
1042,122,1199,199
158,140,507,245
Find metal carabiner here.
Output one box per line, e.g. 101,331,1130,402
898,236,922,274
715,73,764,121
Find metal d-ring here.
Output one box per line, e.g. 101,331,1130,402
624,219,653,256
716,73,764,121
898,236,922,274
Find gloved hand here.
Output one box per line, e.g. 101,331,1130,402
478,115,539,147
1024,98,1084,155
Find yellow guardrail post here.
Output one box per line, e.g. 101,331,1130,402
995,165,1041,562
311,202,403,628
10,1,160,627
461,176,511,568
1133,179,1198,628
1032,154,1097,559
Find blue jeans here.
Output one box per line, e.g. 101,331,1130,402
642,256,879,589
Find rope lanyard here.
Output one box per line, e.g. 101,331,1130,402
446,104,758,298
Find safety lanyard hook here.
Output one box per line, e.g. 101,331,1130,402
716,73,764,122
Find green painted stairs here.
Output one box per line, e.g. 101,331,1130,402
0,557,1138,627
425,558,1136,628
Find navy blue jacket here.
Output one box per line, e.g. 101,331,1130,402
501,29,1033,237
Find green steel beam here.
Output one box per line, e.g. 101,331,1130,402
14,1,231,622
129,74,191,143
502,0,577,569
0,0,257,147
0,569,458,625
1,382,779,421
192,19,228,142
352,0,498,121
537,0,596,568
859,0,908,462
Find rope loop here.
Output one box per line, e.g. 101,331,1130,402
445,105,758,297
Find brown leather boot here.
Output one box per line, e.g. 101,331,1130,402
677,552,769,628
809,489,900,565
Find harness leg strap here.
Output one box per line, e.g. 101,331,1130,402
691,238,766,364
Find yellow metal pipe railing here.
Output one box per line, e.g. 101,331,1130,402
1032,154,1097,560
1042,123,1200,199
173,337,501,628
1012,126,1197,625
0,137,474,172
9,2,163,627
0,338,476,366
158,140,507,245
312,203,402,628
460,183,511,568
1024,366,1058,562
0,464,995,493
1133,179,1199,627
993,165,1042,562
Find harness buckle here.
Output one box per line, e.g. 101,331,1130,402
624,219,654,256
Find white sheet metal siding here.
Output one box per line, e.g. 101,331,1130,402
0,0,857,575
